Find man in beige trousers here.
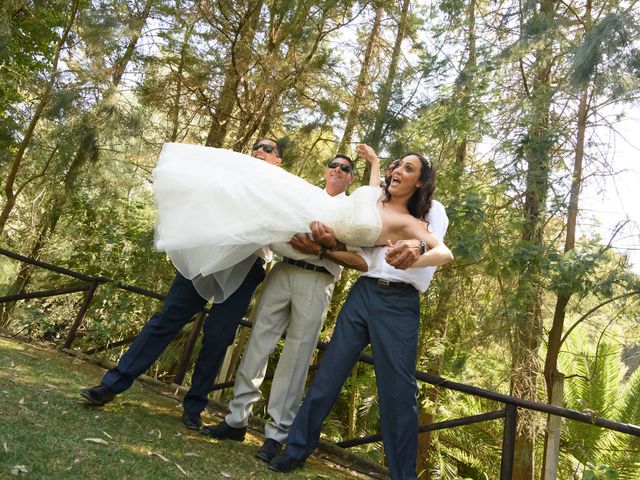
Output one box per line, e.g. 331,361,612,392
202,155,367,462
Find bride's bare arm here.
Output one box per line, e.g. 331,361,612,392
381,216,453,269
386,238,453,270
356,143,381,187
375,210,435,245
412,242,453,268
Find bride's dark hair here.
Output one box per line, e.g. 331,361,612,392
383,152,435,220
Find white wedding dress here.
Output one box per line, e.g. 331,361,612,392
153,143,382,301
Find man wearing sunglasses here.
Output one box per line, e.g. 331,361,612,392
80,139,283,430
250,140,282,162
203,154,368,463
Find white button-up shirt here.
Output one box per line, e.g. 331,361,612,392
361,200,449,292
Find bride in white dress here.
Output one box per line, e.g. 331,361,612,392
153,142,446,301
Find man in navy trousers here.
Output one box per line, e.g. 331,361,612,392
79,139,283,430
270,198,451,480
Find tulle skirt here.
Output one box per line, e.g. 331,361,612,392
153,143,381,301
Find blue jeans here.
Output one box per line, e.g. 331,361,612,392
101,260,265,414
284,276,420,480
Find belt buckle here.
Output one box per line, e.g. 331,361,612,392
377,278,390,286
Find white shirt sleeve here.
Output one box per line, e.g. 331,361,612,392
427,200,449,242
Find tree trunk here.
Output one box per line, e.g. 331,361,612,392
542,18,591,402
169,23,195,142
367,0,410,153
205,0,263,148
541,1,591,469
511,0,556,477
110,0,153,89
338,5,382,155
347,365,358,438
542,372,564,480
0,0,80,236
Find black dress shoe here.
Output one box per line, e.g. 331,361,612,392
80,384,116,406
201,420,246,441
268,454,305,473
182,411,202,430
255,438,281,462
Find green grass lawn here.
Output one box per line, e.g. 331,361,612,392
0,335,373,479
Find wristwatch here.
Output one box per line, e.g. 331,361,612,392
318,246,327,259
419,240,427,255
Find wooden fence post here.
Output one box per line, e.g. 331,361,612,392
174,312,206,385
63,279,100,349
500,404,517,479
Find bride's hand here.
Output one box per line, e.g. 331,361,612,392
356,143,382,187
355,144,379,164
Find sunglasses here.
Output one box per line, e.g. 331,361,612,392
252,143,277,154
327,161,353,174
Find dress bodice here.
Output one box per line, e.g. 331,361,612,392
329,186,382,247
